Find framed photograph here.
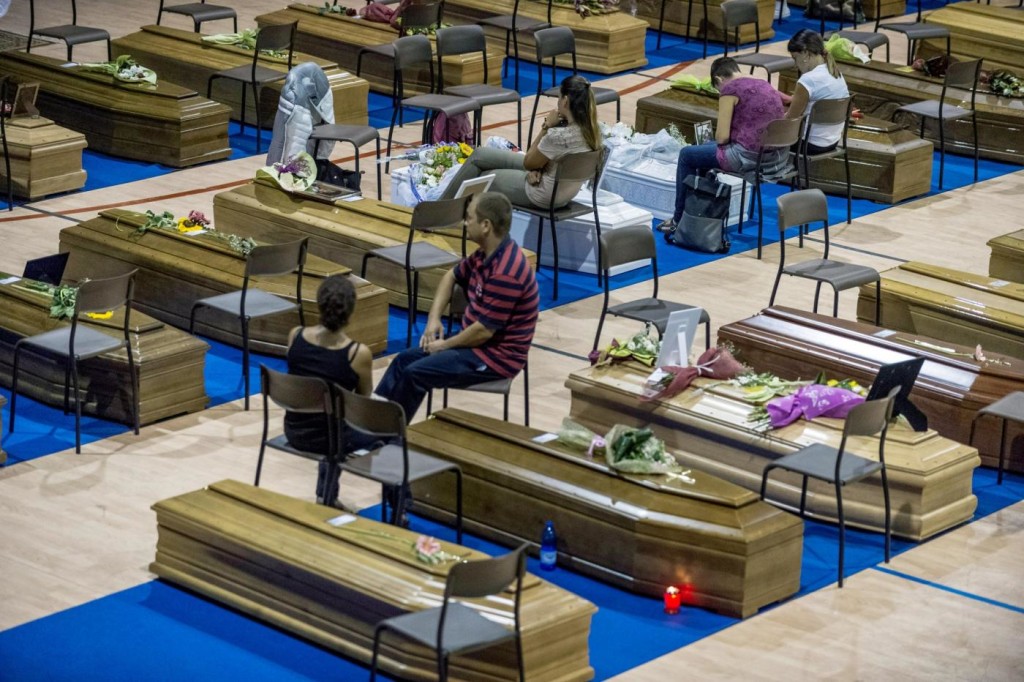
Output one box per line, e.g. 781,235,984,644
693,120,714,145
655,307,705,368
453,173,495,199
12,82,40,118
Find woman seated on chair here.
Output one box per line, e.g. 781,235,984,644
284,275,373,504
658,57,786,233
784,29,849,154
440,74,600,209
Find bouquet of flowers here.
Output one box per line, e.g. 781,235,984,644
176,210,210,233
558,0,620,18
589,329,660,367
408,142,473,200
202,28,288,58
557,418,682,475
669,74,718,96
79,54,157,85
987,70,1024,98
256,151,317,193
121,209,257,256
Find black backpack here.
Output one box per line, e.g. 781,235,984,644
665,171,732,254
315,158,362,191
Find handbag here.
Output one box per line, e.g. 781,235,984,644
315,159,362,191
666,171,731,254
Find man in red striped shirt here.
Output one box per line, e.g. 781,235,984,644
375,192,539,422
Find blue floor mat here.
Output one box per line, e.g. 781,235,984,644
0,467,1019,680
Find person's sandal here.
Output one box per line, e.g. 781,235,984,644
655,219,676,234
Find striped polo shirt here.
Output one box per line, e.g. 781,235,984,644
454,236,539,378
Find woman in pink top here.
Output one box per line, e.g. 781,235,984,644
658,57,786,232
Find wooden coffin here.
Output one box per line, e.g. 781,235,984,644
988,230,1024,284
778,61,1024,165
634,87,933,203
112,25,369,127
151,480,597,682
918,2,1024,74
442,0,648,74
58,210,390,356
0,272,209,426
0,116,87,200
858,262,1024,361
634,0,777,44
784,0,904,20
0,51,232,168
256,5,506,96
565,363,980,541
406,409,803,619
213,181,536,310
718,306,1024,473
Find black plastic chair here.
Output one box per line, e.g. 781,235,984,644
357,0,444,106
896,58,981,191
827,27,890,62
436,25,523,148
255,365,340,494
157,0,237,33
526,26,620,144
969,391,1024,486
720,0,796,84
338,388,464,543
876,0,950,66
189,238,308,411
798,96,854,225
761,386,899,587
723,116,803,260
477,0,553,91
769,188,881,323
513,148,604,301
385,35,480,173
361,196,468,345
9,270,140,454
593,224,711,353
27,0,111,62
207,22,297,153
369,544,527,682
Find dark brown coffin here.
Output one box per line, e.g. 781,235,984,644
58,209,390,356
0,50,231,168
566,363,979,541
256,4,507,96
633,0,778,43
918,2,1024,74
718,306,1024,473
778,60,1024,165
988,230,1024,284
0,272,208,426
151,480,597,682
112,25,370,127
858,262,1024,361
213,181,536,311
407,409,803,618
634,87,933,203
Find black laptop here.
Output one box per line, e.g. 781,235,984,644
22,252,70,285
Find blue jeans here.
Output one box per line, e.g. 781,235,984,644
673,142,722,222
375,346,503,422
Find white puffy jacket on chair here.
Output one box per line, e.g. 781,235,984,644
266,62,335,165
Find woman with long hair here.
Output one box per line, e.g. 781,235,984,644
657,57,786,233
440,74,600,209
283,275,373,505
785,29,849,154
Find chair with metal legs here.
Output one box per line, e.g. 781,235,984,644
309,124,383,200
9,270,140,454
769,189,881,323
720,0,797,85
876,0,950,66
761,386,899,587
157,0,237,33
798,96,854,225
477,0,553,92
28,0,111,62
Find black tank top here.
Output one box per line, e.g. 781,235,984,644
283,332,361,455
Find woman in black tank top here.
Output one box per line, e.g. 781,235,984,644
283,276,372,501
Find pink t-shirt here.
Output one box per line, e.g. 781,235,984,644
715,77,785,170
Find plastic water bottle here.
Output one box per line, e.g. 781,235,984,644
539,521,557,571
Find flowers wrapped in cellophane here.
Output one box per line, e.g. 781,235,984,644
556,418,682,475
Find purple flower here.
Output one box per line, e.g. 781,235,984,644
275,156,311,177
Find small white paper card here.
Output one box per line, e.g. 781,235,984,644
0,276,21,285
532,433,559,444
342,194,364,202
874,329,898,338
327,514,358,527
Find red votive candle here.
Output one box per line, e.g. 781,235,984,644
663,586,681,614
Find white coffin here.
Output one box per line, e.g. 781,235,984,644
510,189,653,276
601,158,752,227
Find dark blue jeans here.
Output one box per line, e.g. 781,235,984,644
375,346,503,422
673,141,721,222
